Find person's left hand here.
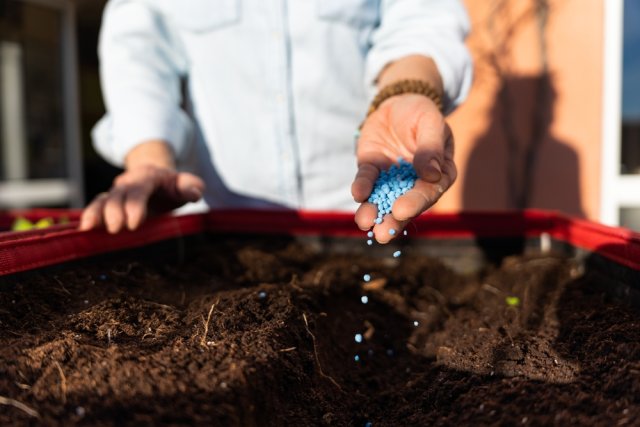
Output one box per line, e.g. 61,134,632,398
351,93,457,243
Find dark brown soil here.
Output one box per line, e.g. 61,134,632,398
1,235,639,426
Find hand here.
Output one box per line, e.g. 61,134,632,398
80,165,205,233
351,93,456,243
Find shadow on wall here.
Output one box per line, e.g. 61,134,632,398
462,74,585,218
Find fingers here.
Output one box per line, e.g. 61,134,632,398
103,187,128,234
78,167,206,234
351,164,379,203
123,183,154,231
356,204,410,244
355,203,378,230
413,119,452,184
371,215,409,244
175,172,205,203
391,161,456,222
388,121,455,222
352,149,394,203
79,192,109,231
80,183,152,234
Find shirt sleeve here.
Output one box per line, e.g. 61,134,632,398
365,0,473,114
93,0,192,167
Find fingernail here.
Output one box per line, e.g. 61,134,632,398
425,159,442,182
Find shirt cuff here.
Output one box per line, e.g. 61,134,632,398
92,109,194,168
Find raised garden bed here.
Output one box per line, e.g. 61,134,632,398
0,210,639,426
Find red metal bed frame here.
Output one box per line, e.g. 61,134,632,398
1,209,639,277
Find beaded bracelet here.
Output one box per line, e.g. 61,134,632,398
366,79,444,118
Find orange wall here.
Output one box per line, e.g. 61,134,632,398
436,0,604,219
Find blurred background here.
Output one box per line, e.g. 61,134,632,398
0,0,638,229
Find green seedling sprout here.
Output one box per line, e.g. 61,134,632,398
11,217,34,231
11,217,56,232
34,218,55,229
505,296,520,307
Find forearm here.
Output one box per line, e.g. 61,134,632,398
376,55,444,97
124,140,176,170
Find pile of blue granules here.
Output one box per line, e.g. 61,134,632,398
367,158,418,221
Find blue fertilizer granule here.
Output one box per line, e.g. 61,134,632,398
354,355,360,362
366,239,373,246
393,250,402,258
367,231,374,238
363,274,371,282
368,159,418,220
388,229,396,236
355,333,363,343
361,296,369,304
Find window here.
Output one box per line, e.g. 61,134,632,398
621,0,640,175
618,0,640,231
0,0,82,208
601,0,640,229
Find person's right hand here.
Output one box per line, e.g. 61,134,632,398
79,165,205,233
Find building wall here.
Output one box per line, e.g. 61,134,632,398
436,0,604,220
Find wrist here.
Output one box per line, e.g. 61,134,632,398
376,55,444,95
124,140,176,171
366,79,443,120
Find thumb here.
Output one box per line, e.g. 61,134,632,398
413,116,450,183
413,153,442,183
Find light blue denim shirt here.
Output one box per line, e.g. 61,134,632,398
93,0,472,211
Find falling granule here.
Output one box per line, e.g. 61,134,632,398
363,274,371,282
413,320,419,327
361,296,369,304
367,239,373,246
367,231,374,238
258,291,267,299
354,355,360,362
389,229,396,235
393,250,401,258
355,333,363,343
403,230,408,236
